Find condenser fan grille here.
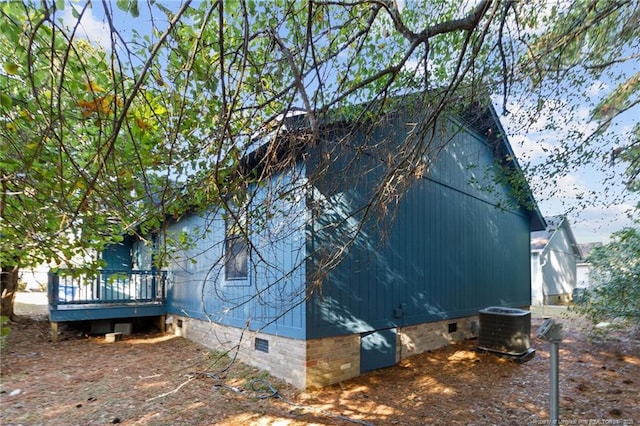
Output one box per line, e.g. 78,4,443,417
478,307,532,357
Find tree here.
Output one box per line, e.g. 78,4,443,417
1,0,638,320
573,227,640,324
0,1,192,318
505,0,640,212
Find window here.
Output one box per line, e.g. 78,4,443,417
224,211,248,280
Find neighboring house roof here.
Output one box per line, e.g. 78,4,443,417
577,242,603,262
531,215,582,256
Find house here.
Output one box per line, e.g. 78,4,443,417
49,97,545,389
19,265,49,291
47,233,166,330
530,215,582,305
575,242,603,297
162,98,545,388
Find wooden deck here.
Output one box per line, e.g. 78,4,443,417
48,269,168,323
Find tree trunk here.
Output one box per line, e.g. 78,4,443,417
1,265,19,320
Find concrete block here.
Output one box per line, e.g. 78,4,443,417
105,332,123,343
114,323,133,335
91,320,112,335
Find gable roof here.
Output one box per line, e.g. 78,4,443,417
242,94,546,231
531,215,581,256
459,102,546,231
577,242,603,262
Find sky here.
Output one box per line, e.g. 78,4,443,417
500,75,639,244
507,123,638,244
64,1,639,245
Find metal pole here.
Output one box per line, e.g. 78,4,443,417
536,319,563,426
550,340,559,425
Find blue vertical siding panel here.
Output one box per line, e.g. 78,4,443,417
102,236,134,270
166,167,307,339
307,114,533,339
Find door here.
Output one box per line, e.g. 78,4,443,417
360,328,397,373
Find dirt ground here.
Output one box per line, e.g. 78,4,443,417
1,294,638,426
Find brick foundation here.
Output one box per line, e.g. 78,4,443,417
398,316,478,358
305,334,361,388
171,314,478,389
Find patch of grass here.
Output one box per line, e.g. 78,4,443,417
530,305,583,320
1,315,10,348
200,348,283,399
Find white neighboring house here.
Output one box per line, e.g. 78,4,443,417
20,248,98,293
576,242,603,291
19,265,49,291
531,215,582,305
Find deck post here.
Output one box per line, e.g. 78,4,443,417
47,271,59,307
158,315,166,333
51,322,58,343
151,271,157,301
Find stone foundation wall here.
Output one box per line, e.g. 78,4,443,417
171,314,478,389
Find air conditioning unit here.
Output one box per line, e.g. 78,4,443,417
478,307,534,361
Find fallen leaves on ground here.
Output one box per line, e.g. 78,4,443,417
1,305,638,425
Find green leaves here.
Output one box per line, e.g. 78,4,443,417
3,62,18,75
0,1,167,272
593,72,640,122
1,0,637,289
573,227,640,326
0,92,11,109
116,0,139,18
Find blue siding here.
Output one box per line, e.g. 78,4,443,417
165,168,308,339
306,115,532,339
49,304,166,322
102,236,134,270
163,106,536,343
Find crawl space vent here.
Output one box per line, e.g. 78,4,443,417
255,338,269,353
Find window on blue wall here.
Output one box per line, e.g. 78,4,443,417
224,211,248,280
